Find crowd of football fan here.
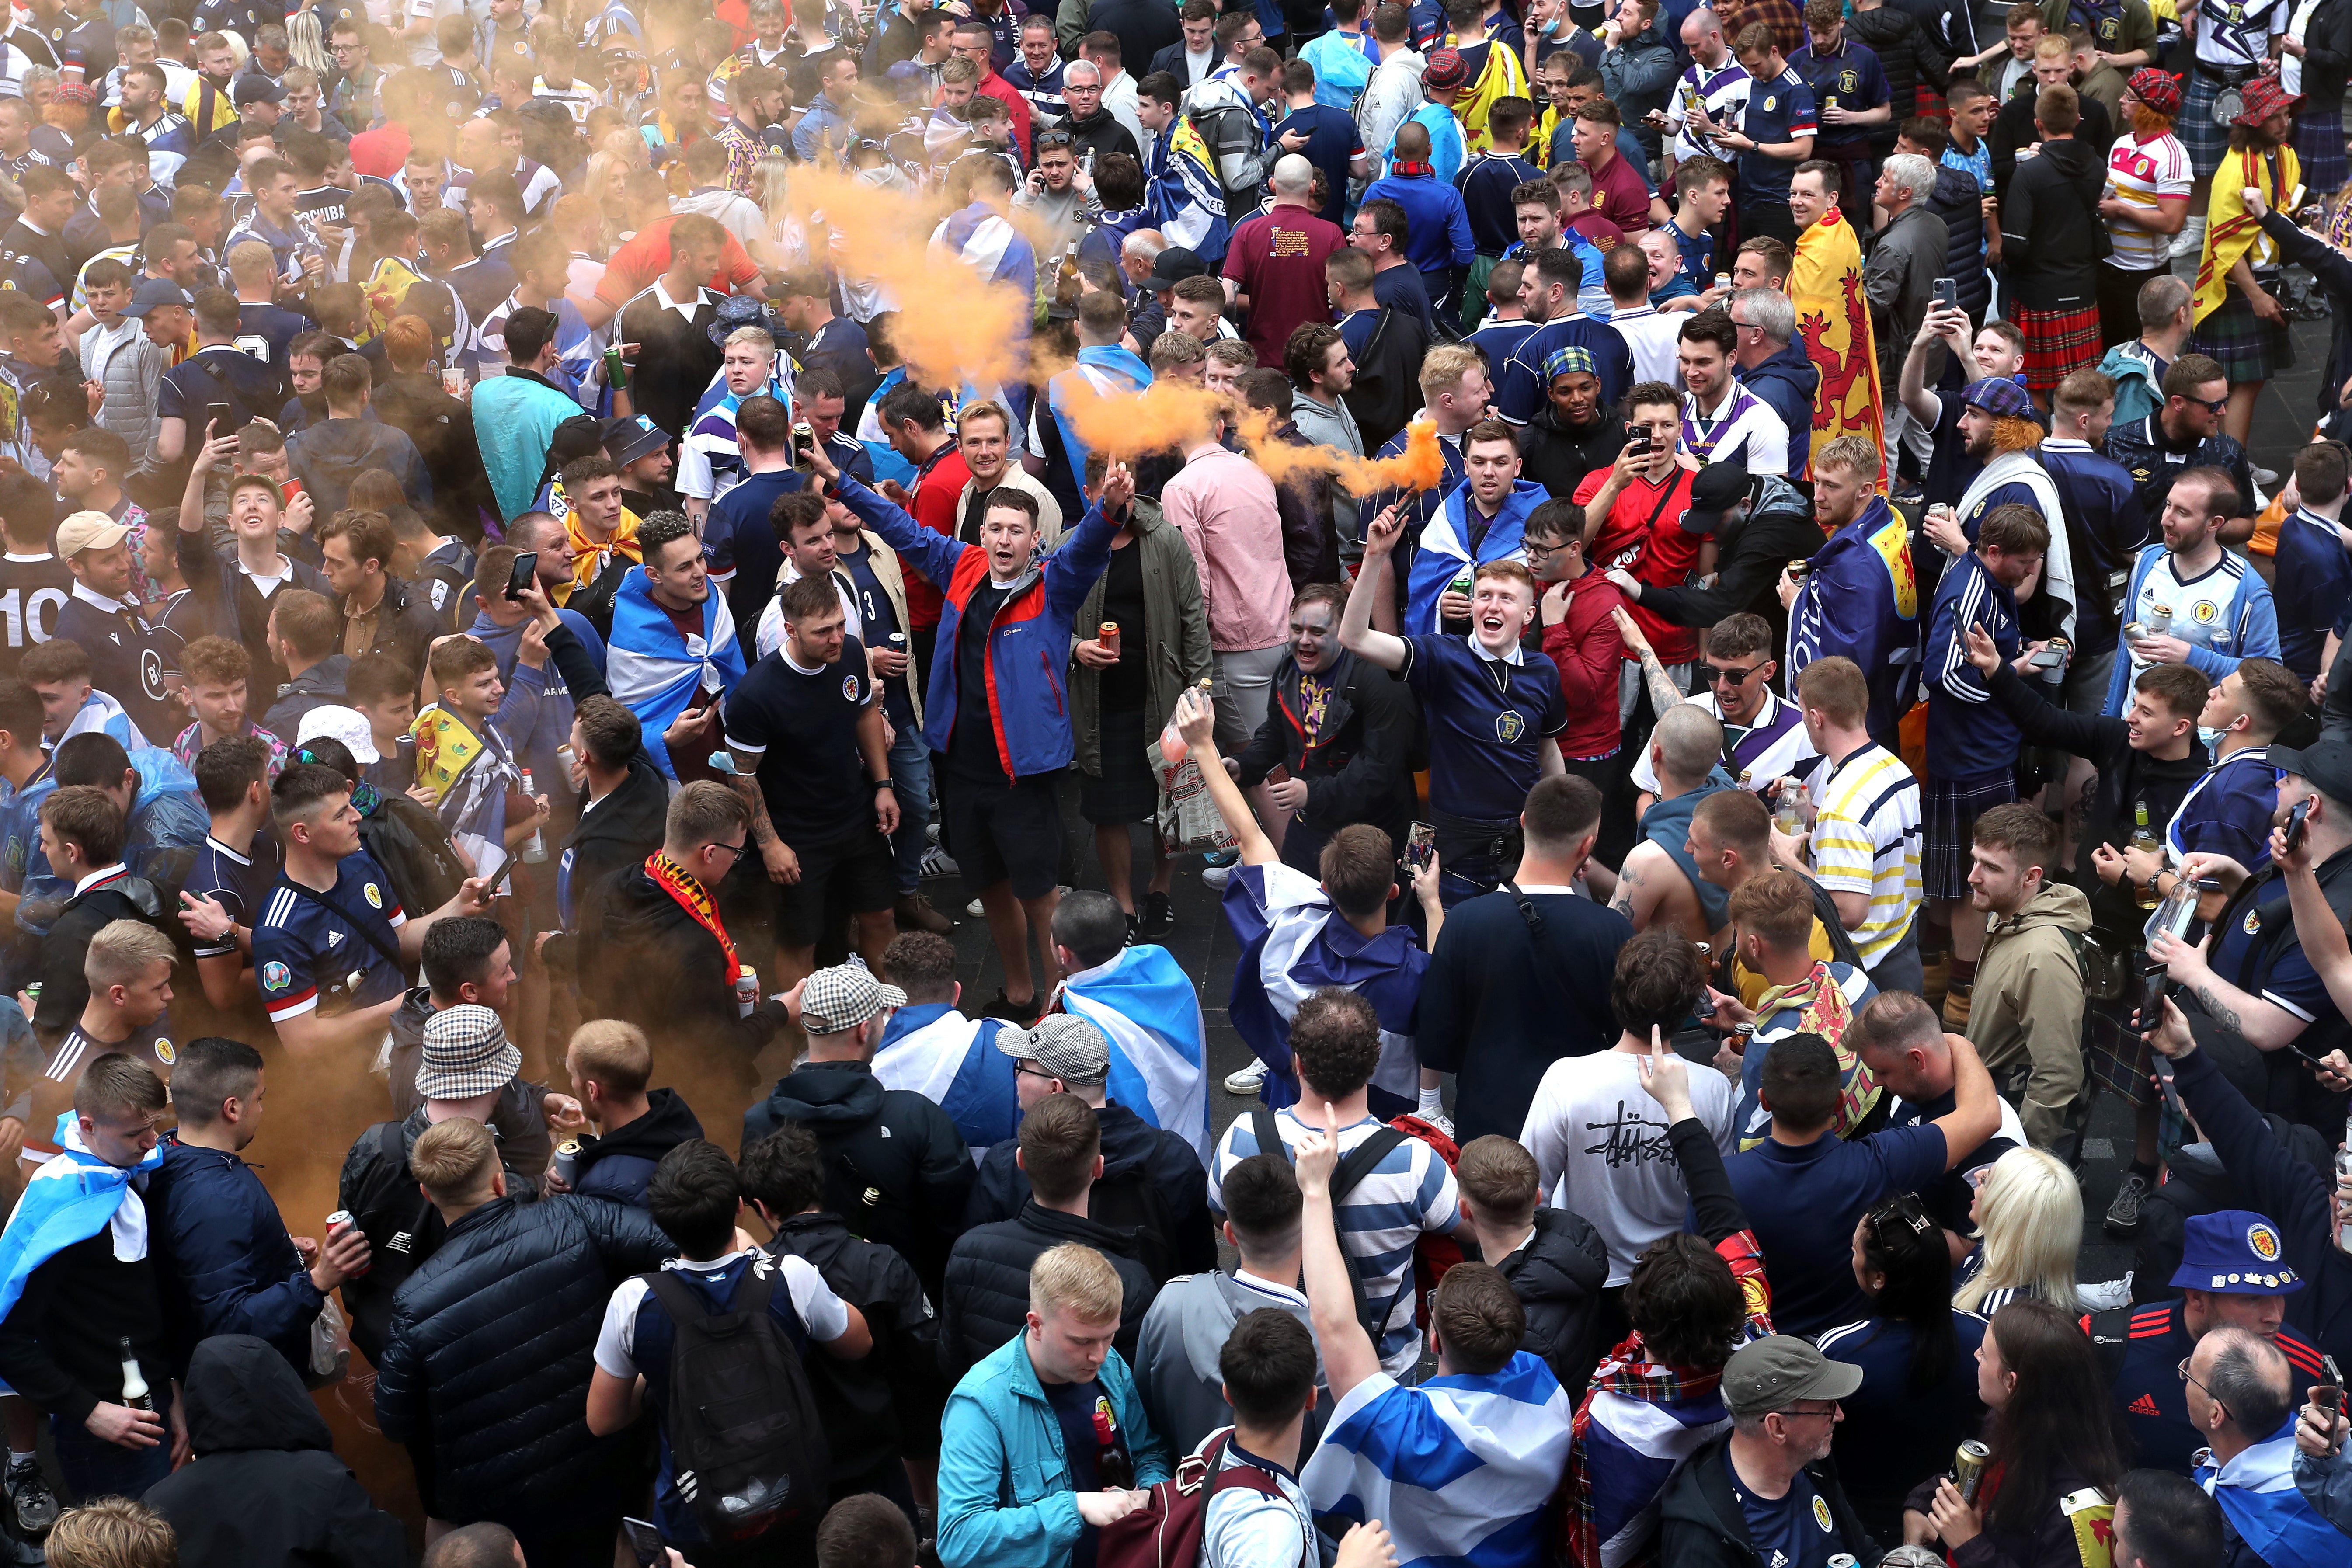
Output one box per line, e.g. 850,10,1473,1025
0,0,2350,1565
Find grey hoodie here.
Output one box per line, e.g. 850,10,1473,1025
1131,1269,1330,1456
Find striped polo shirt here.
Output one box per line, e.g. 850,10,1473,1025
1808,741,1921,970
1208,1106,1459,1376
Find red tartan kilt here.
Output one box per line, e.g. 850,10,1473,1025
1914,88,1949,123
2012,302,2102,393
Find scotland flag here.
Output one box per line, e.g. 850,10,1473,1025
1223,862,1427,1116
0,1115,166,1325
605,566,748,780
1056,945,1211,1162
872,1004,1019,1160
1305,1350,1574,1568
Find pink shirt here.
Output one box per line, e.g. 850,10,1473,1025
1162,444,1290,654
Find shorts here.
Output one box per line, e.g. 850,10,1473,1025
1081,706,1161,826
2011,302,2101,393
1212,644,1286,751
771,826,897,946
1922,767,2018,901
943,768,1066,900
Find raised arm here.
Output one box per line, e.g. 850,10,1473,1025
1931,1032,2001,1171
1171,687,1275,866
1340,504,1410,672
1293,1103,1382,1401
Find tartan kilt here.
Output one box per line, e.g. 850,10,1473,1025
1921,768,2018,902
2297,105,2347,192
2192,285,2296,380
2011,301,2102,392
2181,71,2233,175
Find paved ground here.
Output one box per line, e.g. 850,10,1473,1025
923,297,2344,1293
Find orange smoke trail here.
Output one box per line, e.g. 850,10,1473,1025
1054,375,1447,499
1237,412,1447,498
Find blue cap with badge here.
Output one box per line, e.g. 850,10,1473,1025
2168,1210,2304,1295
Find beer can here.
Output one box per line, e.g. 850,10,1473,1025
736,965,759,1018
1099,620,1120,657
1955,1439,1990,1502
1713,271,1732,292
1829,1557,1859,1568
551,1141,581,1187
326,1210,369,1275
1449,572,1473,597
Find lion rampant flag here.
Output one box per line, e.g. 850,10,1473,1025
1789,207,1883,480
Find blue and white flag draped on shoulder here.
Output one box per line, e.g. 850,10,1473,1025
1055,945,1211,1161
2195,1417,2348,1568
604,567,748,780
871,1003,1019,1158
1222,861,1427,1116
0,1115,165,1325
1304,1349,1574,1568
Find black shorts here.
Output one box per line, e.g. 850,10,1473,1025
772,826,897,946
943,768,1065,900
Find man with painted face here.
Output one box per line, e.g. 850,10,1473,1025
1232,582,1422,877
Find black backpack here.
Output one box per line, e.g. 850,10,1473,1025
1088,1140,1179,1285
644,1260,831,1543
1252,1108,1407,1343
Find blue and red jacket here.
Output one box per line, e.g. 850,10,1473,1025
835,473,1117,779
2084,1295,2327,1476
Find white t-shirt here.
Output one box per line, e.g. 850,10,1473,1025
1519,1048,1736,1286
2104,133,2192,273
594,1249,849,1378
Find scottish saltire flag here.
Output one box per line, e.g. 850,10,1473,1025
872,1003,1019,1158
1574,1381,1730,1568
1046,345,1152,498
0,1115,165,1324
1223,862,1426,1115
63,690,145,750
855,366,919,494
1305,1350,1573,1568
682,358,797,513
929,201,1036,339
2196,1417,2347,1568
605,568,748,780
1057,945,1211,1161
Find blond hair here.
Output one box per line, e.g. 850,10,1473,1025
85,919,177,992
410,1116,498,1205
567,1019,652,1099
1029,1242,1123,1324
1953,1147,2081,1315
1813,433,1880,479
45,1499,177,1568
1419,343,1481,399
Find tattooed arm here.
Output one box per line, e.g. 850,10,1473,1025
2149,928,2308,1052
1611,607,1687,720
727,748,800,885
1610,841,1675,932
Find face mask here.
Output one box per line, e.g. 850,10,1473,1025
2198,725,2227,751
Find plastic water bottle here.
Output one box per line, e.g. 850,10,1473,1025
2337,1115,2352,1254
520,770,547,864
1159,680,1214,764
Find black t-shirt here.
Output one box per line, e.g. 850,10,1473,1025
0,552,72,682
1097,539,1148,714
721,633,877,844
948,582,1015,785
835,539,912,729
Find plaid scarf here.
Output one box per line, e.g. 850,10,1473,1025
1558,1228,1777,1568
1751,960,1881,1140
644,852,741,985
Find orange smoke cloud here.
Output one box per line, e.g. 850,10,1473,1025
1054,374,1446,499
1239,413,1447,498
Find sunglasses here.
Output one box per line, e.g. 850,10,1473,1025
1696,661,1768,687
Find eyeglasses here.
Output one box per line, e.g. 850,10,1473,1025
1526,540,1572,560
2179,1355,2227,1414
1697,661,1768,687
711,839,752,863
1012,1060,1059,1080
1776,1403,1841,1422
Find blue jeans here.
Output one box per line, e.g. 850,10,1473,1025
888,724,935,896
51,1413,172,1502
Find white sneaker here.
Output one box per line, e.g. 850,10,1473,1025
1202,862,1233,890
925,821,941,844
1223,1060,1268,1094
1417,1108,1456,1138
2078,1273,2135,1311
966,897,985,918
2169,219,2205,261
922,845,959,878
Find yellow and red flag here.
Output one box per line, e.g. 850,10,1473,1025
1789,207,1883,480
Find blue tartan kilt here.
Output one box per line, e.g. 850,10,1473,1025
2181,71,2233,176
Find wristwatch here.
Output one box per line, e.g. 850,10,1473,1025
873,779,895,791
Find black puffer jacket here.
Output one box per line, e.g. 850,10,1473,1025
964,1099,1218,1285
373,1193,672,1525
770,1214,950,1475
145,1335,407,1568
742,1060,974,1294
1846,3,1949,151
1488,1207,1609,1400
940,1199,1158,1378
1927,161,1991,320
572,1089,705,1207
1635,472,1822,653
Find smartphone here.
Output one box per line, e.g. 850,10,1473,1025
478,844,519,897
621,1517,665,1568
504,550,537,602
2150,1030,2183,1116
1933,277,1957,311
2316,1355,2343,1420
1264,763,1291,786
1625,430,1653,456
2286,796,2314,856
2030,647,2066,668
1406,821,1435,870
205,403,234,469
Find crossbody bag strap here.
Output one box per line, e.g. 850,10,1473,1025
283,879,407,972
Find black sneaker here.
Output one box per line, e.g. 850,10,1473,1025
7,1457,56,1537
979,988,1038,1023
1138,891,1176,940
1124,913,1140,946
